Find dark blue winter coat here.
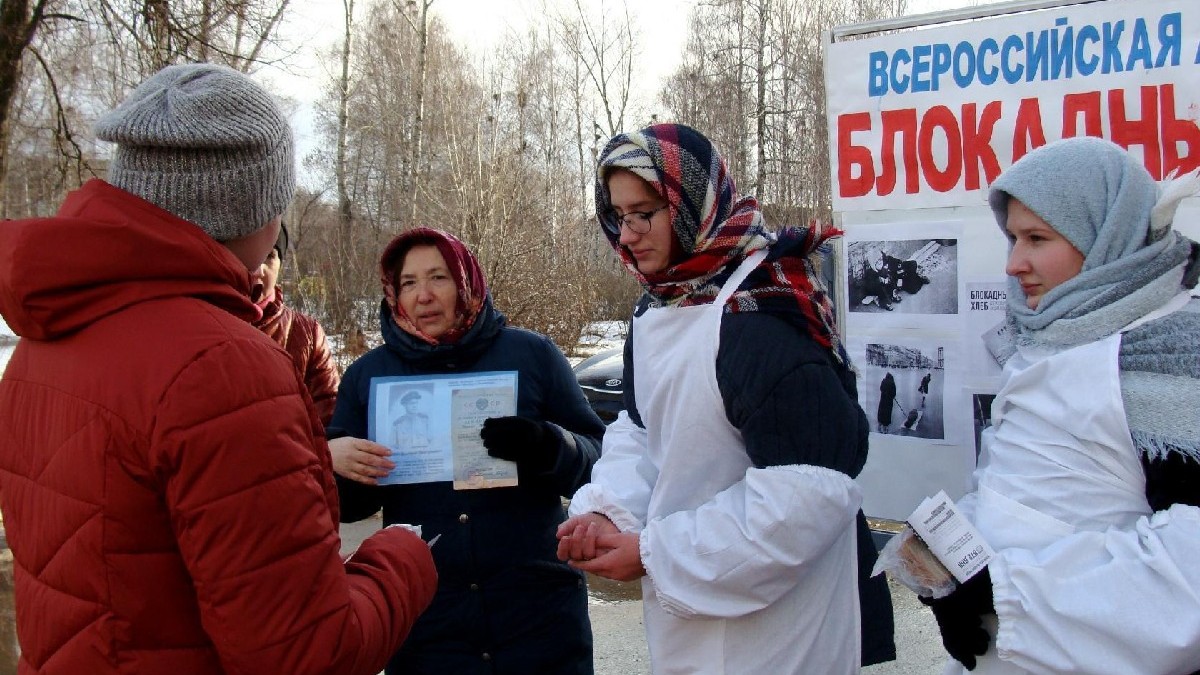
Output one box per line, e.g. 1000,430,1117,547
330,298,605,675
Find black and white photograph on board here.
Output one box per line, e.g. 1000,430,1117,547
861,342,946,440
847,238,958,314
972,393,997,461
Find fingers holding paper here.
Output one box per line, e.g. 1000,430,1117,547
329,436,395,485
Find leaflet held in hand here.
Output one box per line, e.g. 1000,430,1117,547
907,490,994,583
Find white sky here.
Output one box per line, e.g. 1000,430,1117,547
261,0,998,184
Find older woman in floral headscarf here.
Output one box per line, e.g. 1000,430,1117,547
327,227,606,674
556,124,895,673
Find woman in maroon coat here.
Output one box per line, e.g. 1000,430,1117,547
252,224,340,424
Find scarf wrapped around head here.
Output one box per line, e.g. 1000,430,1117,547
596,123,846,363
988,136,1195,350
379,227,487,345
988,136,1200,467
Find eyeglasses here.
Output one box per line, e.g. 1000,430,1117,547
610,204,668,234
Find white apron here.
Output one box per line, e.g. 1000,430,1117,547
628,252,861,675
946,294,1192,675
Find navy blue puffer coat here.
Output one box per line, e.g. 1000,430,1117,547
331,298,605,675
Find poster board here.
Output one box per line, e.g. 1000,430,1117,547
825,0,1200,520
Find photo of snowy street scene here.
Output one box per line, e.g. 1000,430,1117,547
861,342,946,441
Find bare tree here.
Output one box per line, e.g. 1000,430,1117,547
398,0,434,225
331,0,357,333
90,0,292,75
662,0,907,224
550,0,636,140
0,0,81,217
1,0,295,219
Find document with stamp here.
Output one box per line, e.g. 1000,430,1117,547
368,371,518,488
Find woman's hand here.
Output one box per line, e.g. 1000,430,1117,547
556,514,645,581
329,436,395,485
556,512,618,562
569,533,646,582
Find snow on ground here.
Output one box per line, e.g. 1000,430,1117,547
0,317,14,375
572,321,628,365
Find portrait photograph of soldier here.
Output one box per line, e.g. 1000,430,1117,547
391,387,433,450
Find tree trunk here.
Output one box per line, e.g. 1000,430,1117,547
334,0,355,332
753,0,769,200
406,0,432,226
0,0,45,219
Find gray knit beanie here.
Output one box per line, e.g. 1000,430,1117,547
988,136,1157,268
94,63,295,242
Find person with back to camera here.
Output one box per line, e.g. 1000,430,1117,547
878,371,898,433
0,63,437,674
326,227,606,674
555,123,895,674
920,136,1200,673
252,222,340,424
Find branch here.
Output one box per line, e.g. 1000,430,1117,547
27,45,89,175
93,0,157,63
40,12,85,23
239,0,291,69
16,0,51,50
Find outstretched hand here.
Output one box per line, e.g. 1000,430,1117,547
328,436,395,485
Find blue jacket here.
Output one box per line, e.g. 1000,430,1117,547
331,299,605,675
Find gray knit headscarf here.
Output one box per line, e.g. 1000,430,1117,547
988,136,1193,349
94,63,295,242
989,136,1200,463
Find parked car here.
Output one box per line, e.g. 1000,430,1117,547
572,347,624,423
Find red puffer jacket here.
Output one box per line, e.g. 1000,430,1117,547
255,291,339,424
0,180,437,675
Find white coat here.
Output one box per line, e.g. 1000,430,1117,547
947,292,1200,674
570,252,864,675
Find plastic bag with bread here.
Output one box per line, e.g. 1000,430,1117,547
871,526,957,599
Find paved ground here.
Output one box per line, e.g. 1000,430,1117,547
340,517,947,674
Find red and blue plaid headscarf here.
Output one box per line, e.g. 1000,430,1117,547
596,123,847,363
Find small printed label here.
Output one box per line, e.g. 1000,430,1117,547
908,490,995,583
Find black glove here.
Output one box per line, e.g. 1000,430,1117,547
1142,451,1200,511
920,567,995,671
481,416,559,473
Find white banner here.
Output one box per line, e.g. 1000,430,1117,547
826,0,1200,520
827,0,1200,212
